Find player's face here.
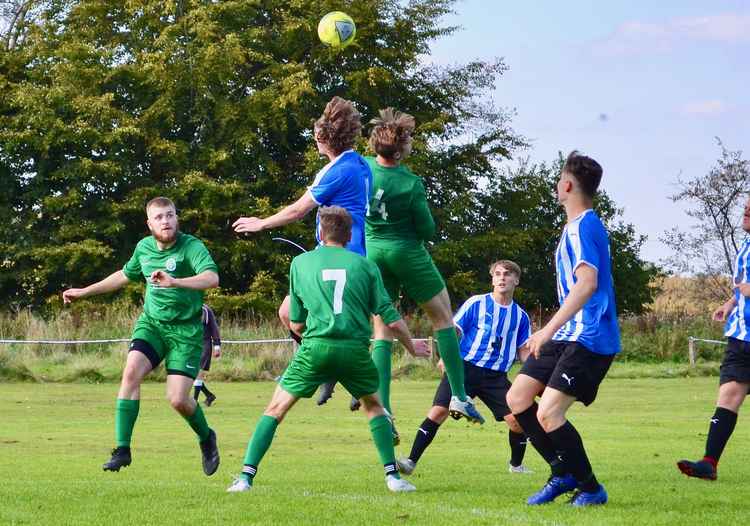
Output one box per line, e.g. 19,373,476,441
146,205,178,244
743,199,750,233
491,265,519,293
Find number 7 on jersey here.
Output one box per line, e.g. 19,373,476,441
322,269,347,314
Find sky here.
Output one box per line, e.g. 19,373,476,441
427,0,750,264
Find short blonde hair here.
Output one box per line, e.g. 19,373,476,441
489,259,522,278
146,196,175,213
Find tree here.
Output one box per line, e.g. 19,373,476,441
0,0,523,314
661,140,750,300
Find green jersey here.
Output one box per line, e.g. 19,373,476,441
364,157,436,245
122,232,218,322
288,245,400,345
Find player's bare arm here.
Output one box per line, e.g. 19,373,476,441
713,296,737,322
527,263,598,357
149,269,219,290
62,270,131,303
233,193,317,233
289,321,305,336
387,318,431,358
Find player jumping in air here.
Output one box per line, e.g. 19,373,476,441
398,260,534,476
232,96,371,405
62,197,221,475
363,108,484,426
193,304,221,406
506,152,621,506
677,197,750,481
226,206,431,493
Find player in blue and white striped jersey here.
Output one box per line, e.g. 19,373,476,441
506,151,619,507
678,197,750,481
397,260,536,476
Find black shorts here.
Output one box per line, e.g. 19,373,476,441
720,337,750,385
199,346,212,371
433,361,512,421
519,341,614,406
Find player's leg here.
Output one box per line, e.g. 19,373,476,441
103,342,154,472
372,315,394,415
678,380,749,480
678,337,750,480
504,414,532,473
538,344,614,506
420,289,484,423
163,323,219,475
194,346,216,405
228,384,300,492
193,370,206,400
359,393,415,492
399,374,451,475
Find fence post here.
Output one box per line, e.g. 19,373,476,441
428,337,434,362
688,337,696,367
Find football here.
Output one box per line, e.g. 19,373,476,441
318,11,356,48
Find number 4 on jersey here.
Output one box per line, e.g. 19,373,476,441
322,269,347,314
369,188,388,220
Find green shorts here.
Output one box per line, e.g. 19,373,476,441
367,242,445,304
280,339,379,400
130,313,203,379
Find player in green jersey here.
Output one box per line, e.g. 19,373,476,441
62,197,221,476
363,108,484,426
227,206,431,493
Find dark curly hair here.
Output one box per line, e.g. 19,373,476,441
314,97,362,155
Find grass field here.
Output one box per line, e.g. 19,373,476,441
2,377,748,525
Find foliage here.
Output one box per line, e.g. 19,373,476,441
661,139,750,298
0,0,655,317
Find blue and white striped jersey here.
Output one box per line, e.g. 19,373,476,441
453,294,531,372
725,238,750,341
552,209,621,355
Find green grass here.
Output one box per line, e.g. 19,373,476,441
1,377,749,525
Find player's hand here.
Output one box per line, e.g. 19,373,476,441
713,301,734,322
437,359,445,373
62,288,86,304
409,339,431,358
232,217,265,234
150,270,176,288
527,327,554,359
737,283,750,298
213,345,221,358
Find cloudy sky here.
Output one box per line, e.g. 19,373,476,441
429,0,749,264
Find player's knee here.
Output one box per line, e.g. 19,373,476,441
505,387,529,414
718,383,747,411
428,405,449,424
168,393,191,413
536,406,562,433
504,415,523,433
121,366,143,389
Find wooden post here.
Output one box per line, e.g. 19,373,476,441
688,337,696,367
428,337,435,362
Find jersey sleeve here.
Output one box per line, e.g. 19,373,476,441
570,216,602,274
288,260,308,324
308,164,345,206
410,179,436,241
516,311,531,349
186,238,220,275
453,297,478,337
122,243,143,281
370,264,401,325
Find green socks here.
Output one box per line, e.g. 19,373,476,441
241,415,279,482
183,403,211,442
369,414,400,479
115,398,140,447
372,339,393,414
435,326,467,401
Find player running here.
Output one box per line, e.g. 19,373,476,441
226,206,431,493
398,260,533,476
232,96,371,404
62,197,221,475
193,304,221,406
363,108,484,425
506,152,620,506
676,196,750,481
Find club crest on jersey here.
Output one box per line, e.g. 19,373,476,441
165,257,177,272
